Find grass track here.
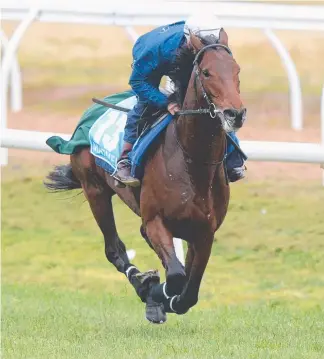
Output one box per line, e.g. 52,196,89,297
3,283,324,359
2,176,324,358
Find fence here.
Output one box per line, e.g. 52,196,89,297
1,1,324,168
2,1,324,131
2,128,324,164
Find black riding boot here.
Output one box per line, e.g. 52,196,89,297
113,142,141,188
228,167,245,182
226,150,246,182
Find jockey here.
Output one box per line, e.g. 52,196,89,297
113,14,246,187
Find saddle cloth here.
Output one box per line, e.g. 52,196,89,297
89,96,173,179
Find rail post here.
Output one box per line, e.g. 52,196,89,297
264,28,303,131
321,85,324,185
0,30,23,113
1,7,40,165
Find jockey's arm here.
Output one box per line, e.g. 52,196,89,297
129,51,169,109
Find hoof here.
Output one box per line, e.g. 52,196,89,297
144,273,166,324
145,295,167,324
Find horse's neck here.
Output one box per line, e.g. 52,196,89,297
176,89,226,169
171,89,226,193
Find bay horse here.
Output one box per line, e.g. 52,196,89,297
45,31,246,324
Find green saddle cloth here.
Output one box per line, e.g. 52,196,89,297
46,90,134,155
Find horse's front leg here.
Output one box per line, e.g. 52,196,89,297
185,243,195,280
145,216,186,297
164,234,214,315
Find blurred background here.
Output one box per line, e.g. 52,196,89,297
2,1,324,358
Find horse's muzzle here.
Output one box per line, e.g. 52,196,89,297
223,108,247,129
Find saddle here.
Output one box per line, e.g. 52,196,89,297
92,97,165,139
89,96,173,179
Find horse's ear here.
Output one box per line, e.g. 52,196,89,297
189,32,204,52
219,29,229,46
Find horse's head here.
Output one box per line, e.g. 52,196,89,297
189,30,246,132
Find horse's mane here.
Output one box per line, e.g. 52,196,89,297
168,44,195,105
168,35,219,105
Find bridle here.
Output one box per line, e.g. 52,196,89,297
174,42,235,166
175,43,233,119
174,41,247,164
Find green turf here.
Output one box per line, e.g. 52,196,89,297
3,283,324,359
2,176,324,358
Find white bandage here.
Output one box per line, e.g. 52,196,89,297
125,265,137,279
169,295,178,313
162,282,170,299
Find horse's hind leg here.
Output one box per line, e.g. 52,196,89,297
86,186,166,322
87,190,152,299
71,151,150,302
71,151,166,323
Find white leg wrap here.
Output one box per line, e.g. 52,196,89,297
125,265,137,279
162,282,170,299
169,295,178,313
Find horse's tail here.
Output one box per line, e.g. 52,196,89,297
44,164,81,192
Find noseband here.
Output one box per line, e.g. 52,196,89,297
176,43,232,118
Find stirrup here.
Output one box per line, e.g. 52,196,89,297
112,175,140,188
114,179,126,188
121,177,141,188
112,160,141,188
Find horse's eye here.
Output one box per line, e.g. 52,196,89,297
202,69,210,78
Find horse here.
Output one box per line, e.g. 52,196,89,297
45,30,246,324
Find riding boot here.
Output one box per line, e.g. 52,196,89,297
226,150,246,182
113,142,141,188
227,166,246,182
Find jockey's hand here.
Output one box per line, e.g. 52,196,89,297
167,102,181,115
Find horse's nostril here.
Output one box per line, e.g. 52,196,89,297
224,108,246,128
224,109,237,119
235,119,243,128
238,108,247,123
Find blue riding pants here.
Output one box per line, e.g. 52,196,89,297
124,101,148,145
226,132,244,170
124,102,244,169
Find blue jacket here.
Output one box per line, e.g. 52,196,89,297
129,21,185,109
